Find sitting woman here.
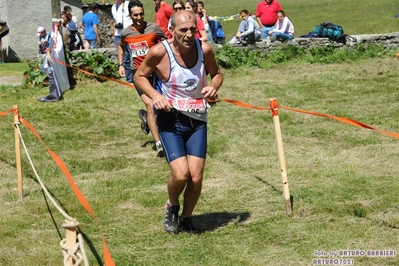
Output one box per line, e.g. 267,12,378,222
229,9,261,45
268,10,294,41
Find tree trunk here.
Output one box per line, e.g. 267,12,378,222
51,0,61,19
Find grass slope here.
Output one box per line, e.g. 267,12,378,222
83,0,399,38
1,57,399,265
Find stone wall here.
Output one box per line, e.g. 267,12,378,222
250,32,399,52
0,0,83,62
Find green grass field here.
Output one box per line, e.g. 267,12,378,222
86,0,399,38
1,0,399,265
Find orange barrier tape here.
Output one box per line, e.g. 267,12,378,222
216,98,399,139
0,108,16,117
52,57,136,89
269,98,279,117
279,105,399,139
53,57,399,139
19,116,115,266
221,98,271,111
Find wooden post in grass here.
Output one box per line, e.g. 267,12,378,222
270,98,292,214
13,105,23,199
62,219,80,265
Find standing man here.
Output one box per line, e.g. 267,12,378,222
80,3,100,49
118,0,166,157
256,0,282,40
154,0,173,37
112,0,133,84
134,10,223,233
111,0,132,47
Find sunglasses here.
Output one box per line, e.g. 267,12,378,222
173,6,185,11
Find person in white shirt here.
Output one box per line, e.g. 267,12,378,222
229,9,261,45
268,10,294,41
112,0,134,86
111,0,133,47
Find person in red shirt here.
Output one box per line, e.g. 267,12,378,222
255,0,282,39
154,0,173,37
184,0,207,42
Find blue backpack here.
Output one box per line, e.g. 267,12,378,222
208,19,225,44
312,23,344,40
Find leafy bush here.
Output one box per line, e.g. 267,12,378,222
215,45,267,68
22,51,119,88
22,60,48,88
69,51,119,81
215,43,389,69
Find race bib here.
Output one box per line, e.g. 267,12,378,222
173,98,207,114
129,41,149,58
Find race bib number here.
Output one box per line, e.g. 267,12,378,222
173,98,207,114
129,41,149,58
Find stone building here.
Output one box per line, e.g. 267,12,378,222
0,0,83,62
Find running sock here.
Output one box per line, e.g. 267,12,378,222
167,199,179,206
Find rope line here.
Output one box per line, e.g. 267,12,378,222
16,123,74,220
17,116,115,266
17,123,88,265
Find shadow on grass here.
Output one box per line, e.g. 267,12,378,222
193,211,251,234
254,175,294,212
141,140,156,150
21,169,104,266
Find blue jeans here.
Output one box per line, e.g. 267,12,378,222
114,36,121,47
87,39,97,49
124,46,133,83
113,36,132,82
261,25,275,39
273,32,294,40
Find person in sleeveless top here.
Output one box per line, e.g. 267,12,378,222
134,10,223,234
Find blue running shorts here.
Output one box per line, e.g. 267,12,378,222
158,112,207,163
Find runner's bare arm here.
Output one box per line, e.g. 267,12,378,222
134,44,171,111
117,38,126,77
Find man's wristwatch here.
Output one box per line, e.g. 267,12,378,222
117,63,123,67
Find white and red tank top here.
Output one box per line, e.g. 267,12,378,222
154,39,209,122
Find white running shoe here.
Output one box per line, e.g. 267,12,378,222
228,36,238,45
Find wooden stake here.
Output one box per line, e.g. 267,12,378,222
270,99,292,214
13,105,23,199
63,219,80,265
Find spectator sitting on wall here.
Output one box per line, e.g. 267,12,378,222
268,10,294,41
228,9,261,45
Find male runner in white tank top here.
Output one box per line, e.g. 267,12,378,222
134,10,223,233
